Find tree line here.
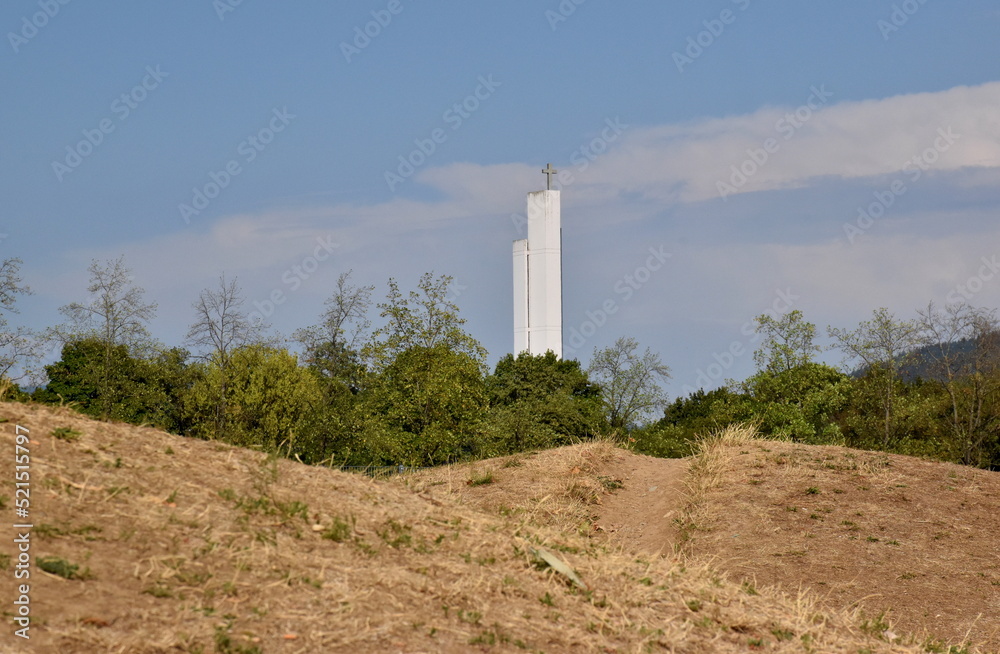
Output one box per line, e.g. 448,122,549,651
635,307,1000,470
2,255,999,471
0,257,667,467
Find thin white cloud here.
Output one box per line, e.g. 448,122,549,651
584,81,1000,204
86,80,1000,280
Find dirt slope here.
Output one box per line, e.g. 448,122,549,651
405,433,999,652
0,402,974,653
590,453,687,556
681,437,1000,652
396,444,688,554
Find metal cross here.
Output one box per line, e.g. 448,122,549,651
542,163,558,190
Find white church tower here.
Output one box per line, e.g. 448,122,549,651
513,164,562,358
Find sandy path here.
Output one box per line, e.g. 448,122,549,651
594,451,690,556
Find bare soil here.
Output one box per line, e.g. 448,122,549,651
589,451,688,556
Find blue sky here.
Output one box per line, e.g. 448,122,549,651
3,1,1000,397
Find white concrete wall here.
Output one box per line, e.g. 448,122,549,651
512,238,529,355
525,190,562,358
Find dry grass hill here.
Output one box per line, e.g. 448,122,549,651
1,401,997,653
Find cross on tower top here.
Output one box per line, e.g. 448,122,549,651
542,163,558,190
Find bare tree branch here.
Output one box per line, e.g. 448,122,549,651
294,270,373,358
53,256,157,352
0,257,41,383
186,274,266,367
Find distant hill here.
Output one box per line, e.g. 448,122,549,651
851,337,988,382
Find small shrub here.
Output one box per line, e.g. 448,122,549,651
859,612,890,637
51,427,81,442
321,516,353,543
214,624,262,654
597,476,623,491
37,556,80,579
377,519,412,548
772,628,794,641
277,500,309,522
143,584,173,598
467,472,494,487
469,631,496,645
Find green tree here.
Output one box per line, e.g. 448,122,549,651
365,272,486,371
744,363,850,443
356,344,487,466
35,339,197,431
588,337,671,432
294,270,373,396
51,256,157,418
186,274,270,436
838,373,942,455
344,273,491,466
184,345,322,453
829,308,918,448
483,351,604,452
661,387,750,431
915,302,1000,466
753,309,821,374
743,311,847,443
633,387,752,459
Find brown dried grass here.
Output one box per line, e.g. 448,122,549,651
0,404,934,653
680,424,999,653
